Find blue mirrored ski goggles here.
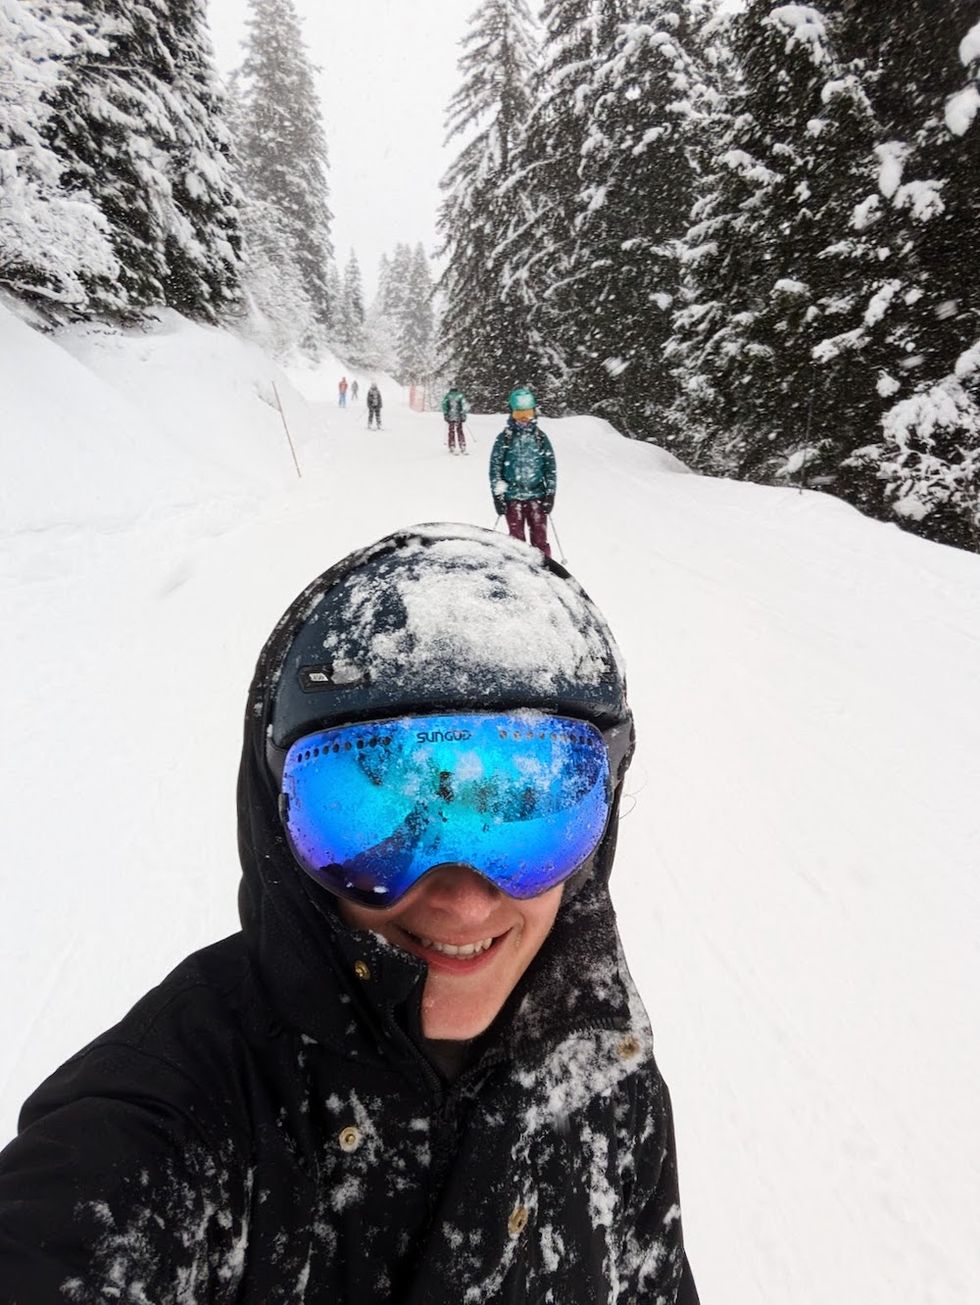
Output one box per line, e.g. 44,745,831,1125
279,711,629,907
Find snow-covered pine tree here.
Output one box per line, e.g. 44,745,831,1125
569,0,709,438
222,71,313,354
397,243,435,384
376,253,392,314
501,0,633,412
37,0,169,312
239,196,318,355
325,259,342,333
158,0,241,318
361,307,399,377
437,0,539,410
0,0,116,311
667,3,884,493
238,0,333,334
831,1,980,548
665,0,980,551
344,250,365,330
660,2,744,462
335,249,366,362
38,0,240,319
381,244,409,315
360,250,401,375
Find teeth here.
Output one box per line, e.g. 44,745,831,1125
416,935,494,957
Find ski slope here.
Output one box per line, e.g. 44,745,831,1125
1,306,979,1304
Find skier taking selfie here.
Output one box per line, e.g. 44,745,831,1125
0,524,698,1304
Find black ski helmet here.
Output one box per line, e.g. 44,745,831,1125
259,524,633,785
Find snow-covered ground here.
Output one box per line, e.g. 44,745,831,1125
2,305,979,1303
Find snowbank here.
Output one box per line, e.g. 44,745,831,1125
0,304,316,534
2,310,980,1305
1,302,194,532
59,309,317,498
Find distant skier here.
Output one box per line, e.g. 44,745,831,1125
350,379,359,403
338,376,349,408
441,382,469,455
366,382,382,430
489,386,556,557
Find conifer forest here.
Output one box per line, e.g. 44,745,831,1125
2,0,979,550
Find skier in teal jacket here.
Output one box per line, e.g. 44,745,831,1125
489,387,557,557
441,384,469,454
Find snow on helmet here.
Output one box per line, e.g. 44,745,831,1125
508,386,536,412
261,524,631,779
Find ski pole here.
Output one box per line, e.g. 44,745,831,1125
549,513,567,564
463,423,477,446
272,382,302,479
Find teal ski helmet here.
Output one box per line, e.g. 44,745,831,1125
508,386,536,412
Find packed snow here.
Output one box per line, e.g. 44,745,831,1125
2,305,979,1304
304,528,619,701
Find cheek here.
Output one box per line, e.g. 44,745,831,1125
336,899,368,931
519,887,564,952
336,898,402,936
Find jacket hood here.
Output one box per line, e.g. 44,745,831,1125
237,524,636,1065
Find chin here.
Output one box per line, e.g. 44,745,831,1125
420,995,500,1040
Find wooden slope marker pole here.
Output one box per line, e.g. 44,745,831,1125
272,381,302,479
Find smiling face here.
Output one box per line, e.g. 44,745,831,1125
337,866,564,1039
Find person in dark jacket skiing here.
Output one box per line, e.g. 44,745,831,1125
441,383,469,454
366,381,382,430
489,387,557,557
0,524,698,1305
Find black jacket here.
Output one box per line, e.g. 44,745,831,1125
0,653,697,1303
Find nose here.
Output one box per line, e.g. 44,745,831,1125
416,864,500,926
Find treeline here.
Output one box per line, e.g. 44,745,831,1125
0,0,435,382
230,1,437,376
439,0,980,550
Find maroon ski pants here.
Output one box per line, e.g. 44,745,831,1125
447,421,465,451
505,500,551,557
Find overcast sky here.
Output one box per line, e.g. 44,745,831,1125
205,0,475,298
